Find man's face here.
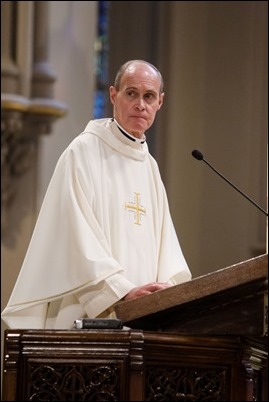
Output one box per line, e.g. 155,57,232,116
110,62,164,139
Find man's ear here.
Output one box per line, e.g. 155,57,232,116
109,86,117,105
158,92,165,110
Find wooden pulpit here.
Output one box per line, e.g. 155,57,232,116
115,253,268,335
2,254,268,401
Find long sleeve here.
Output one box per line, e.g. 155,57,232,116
2,137,129,328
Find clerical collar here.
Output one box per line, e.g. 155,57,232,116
112,118,146,144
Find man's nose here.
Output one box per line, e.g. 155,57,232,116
135,98,145,111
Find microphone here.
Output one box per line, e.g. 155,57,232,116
191,149,268,217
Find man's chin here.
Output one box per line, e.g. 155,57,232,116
130,126,147,138
130,125,148,137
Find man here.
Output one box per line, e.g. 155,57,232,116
1,60,192,329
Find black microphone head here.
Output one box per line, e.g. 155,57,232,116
192,149,204,160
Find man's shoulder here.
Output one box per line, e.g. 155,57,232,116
69,118,112,147
83,118,112,133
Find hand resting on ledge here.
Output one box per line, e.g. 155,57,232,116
124,282,172,301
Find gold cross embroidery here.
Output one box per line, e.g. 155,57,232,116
125,192,146,225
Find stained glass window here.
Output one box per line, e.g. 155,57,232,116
93,1,110,119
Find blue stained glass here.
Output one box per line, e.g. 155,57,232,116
93,90,108,119
93,1,110,119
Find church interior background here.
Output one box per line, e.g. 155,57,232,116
1,0,268,388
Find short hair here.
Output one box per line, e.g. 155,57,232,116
114,60,164,93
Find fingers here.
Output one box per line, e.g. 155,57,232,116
144,282,171,292
124,282,171,301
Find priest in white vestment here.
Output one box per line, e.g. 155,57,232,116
1,60,192,329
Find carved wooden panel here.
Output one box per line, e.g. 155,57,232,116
2,329,267,401
23,360,125,401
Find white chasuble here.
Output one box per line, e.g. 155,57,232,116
1,118,191,329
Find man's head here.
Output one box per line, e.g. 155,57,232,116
110,60,164,139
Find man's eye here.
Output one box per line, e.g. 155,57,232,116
145,93,155,101
127,91,135,97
